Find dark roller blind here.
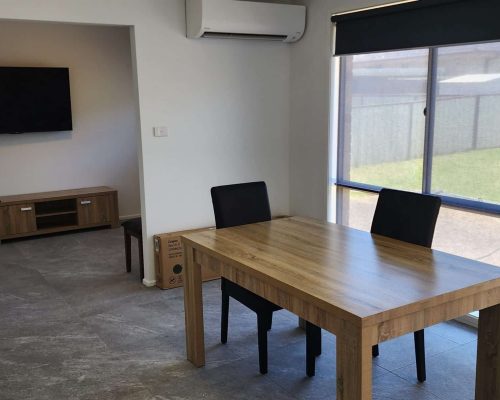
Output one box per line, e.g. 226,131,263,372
332,0,500,56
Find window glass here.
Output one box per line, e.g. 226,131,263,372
433,206,500,267
340,50,428,192
337,189,500,270
431,43,500,204
337,188,377,231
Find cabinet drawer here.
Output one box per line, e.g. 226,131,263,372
77,195,112,226
0,204,36,236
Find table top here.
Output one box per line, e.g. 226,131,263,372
182,217,500,326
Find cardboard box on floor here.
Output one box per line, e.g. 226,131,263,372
154,227,219,290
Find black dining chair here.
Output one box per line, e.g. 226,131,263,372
305,188,441,381
370,188,441,383
211,181,321,375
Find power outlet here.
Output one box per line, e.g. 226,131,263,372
153,126,168,137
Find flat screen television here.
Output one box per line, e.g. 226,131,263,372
0,67,72,134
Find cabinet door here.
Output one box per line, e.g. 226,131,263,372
77,196,111,226
0,206,12,236
12,204,37,234
0,204,37,235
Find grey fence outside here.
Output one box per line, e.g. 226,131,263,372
350,95,500,168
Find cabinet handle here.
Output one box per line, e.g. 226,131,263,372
80,200,92,205
20,207,32,212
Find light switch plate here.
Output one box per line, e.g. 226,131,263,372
153,126,168,137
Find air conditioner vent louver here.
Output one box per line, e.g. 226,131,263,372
187,0,306,43
202,32,288,41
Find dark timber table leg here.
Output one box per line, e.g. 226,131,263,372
476,304,500,400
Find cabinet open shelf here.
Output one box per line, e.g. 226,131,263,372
34,198,79,230
35,198,76,215
36,213,78,230
35,210,78,218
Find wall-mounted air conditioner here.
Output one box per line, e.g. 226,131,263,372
186,0,306,43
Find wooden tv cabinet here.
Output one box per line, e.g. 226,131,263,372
0,187,119,242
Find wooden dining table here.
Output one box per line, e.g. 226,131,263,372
181,217,500,400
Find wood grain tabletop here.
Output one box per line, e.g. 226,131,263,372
182,216,500,327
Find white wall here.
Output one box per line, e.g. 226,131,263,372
0,21,141,218
0,0,291,285
289,0,394,220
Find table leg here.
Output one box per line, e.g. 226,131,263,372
336,324,372,400
183,244,205,367
475,304,500,400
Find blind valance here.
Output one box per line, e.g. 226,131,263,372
332,0,500,56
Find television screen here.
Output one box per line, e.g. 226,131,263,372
0,67,72,134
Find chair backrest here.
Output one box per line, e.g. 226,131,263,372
211,181,271,229
371,188,441,248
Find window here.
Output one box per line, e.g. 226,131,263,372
335,42,500,212
338,49,428,193
431,43,500,205
331,42,500,273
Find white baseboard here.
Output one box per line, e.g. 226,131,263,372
142,278,156,287
119,213,141,221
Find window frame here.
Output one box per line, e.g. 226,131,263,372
335,45,500,217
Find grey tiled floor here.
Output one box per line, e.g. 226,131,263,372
0,228,479,400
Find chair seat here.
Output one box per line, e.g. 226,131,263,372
122,217,142,237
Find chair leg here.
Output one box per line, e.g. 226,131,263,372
414,329,426,382
267,315,273,331
314,327,322,357
138,237,144,281
307,323,322,357
306,322,321,377
221,292,229,344
257,313,270,374
124,230,131,273
372,344,379,358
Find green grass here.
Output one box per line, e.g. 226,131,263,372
350,147,500,204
